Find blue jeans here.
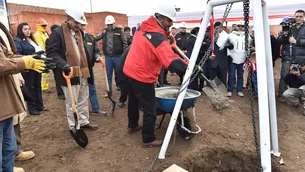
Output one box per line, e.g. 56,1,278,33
252,71,258,96
228,63,244,93
89,83,99,112
105,56,122,93
0,117,17,172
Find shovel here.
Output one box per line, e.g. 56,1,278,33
170,39,227,97
99,60,116,116
200,73,227,97
62,68,88,148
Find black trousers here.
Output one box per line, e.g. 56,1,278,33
22,71,44,113
53,68,64,97
158,67,164,86
209,66,228,86
127,78,156,143
163,69,168,82
119,80,129,103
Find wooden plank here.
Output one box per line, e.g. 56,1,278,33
163,164,188,172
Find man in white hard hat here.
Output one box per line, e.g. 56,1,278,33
123,2,188,147
174,21,191,84
80,17,107,116
95,15,128,99
47,9,98,131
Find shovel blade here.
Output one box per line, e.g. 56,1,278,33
109,101,116,116
70,128,88,148
107,91,116,116
203,86,216,98
203,77,227,97
212,77,227,94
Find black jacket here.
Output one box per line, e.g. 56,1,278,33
278,32,293,61
278,24,305,62
116,46,131,89
208,41,228,69
186,34,209,64
284,73,305,88
14,37,36,55
83,31,101,84
95,27,128,57
174,32,191,58
270,35,281,64
46,26,90,86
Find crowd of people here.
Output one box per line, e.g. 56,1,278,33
0,2,304,171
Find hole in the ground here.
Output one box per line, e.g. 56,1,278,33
184,147,282,172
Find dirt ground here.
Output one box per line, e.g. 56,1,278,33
16,59,305,172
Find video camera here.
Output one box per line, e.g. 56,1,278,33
291,63,301,72
281,17,296,34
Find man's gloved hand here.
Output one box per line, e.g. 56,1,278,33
22,55,46,73
62,64,71,75
227,43,234,50
33,52,56,72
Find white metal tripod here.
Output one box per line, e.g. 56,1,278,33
158,0,280,171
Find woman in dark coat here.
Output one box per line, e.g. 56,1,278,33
14,22,48,115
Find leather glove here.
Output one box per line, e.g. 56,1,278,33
33,51,56,73
22,55,46,73
62,64,71,75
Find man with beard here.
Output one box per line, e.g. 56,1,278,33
47,9,98,131
123,2,188,147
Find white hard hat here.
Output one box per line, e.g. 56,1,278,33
154,2,176,21
105,15,115,25
179,22,187,28
65,9,87,25
237,20,244,26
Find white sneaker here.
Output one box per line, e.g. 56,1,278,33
238,92,244,97
227,92,232,97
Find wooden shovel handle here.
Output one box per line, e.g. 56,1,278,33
62,67,77,113
168,35,190,61
99,60,110,92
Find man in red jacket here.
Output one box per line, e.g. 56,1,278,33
123,2,188,147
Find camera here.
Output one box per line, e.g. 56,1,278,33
281,17,296,34
291,64,301,72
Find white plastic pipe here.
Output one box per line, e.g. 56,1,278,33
262,1,280,157
253,0,272,171
158,0,245,160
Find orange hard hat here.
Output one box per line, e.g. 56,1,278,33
36,18,48,25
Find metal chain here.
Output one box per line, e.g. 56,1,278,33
145,154,159,172
243,0,262,171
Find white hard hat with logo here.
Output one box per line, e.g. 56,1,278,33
105,15,115,25
179,22,187,28
154,2,176,21
65,9,87,25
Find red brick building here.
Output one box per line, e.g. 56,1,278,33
7,3,128,36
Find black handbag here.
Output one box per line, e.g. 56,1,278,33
20,85,34,102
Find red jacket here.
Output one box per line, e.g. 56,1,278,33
123,16,183,83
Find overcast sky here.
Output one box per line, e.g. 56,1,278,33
6,0,305,16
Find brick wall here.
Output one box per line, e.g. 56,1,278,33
7,3,128,36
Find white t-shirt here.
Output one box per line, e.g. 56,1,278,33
28,38,42,53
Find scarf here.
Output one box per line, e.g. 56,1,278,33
62,23,90,78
